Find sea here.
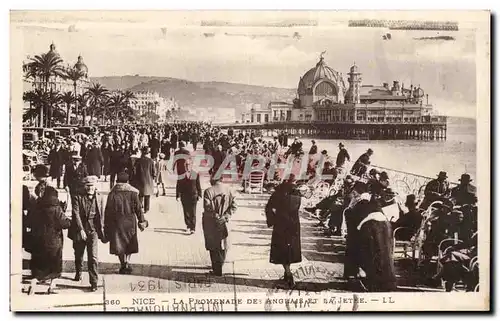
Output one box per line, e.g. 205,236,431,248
267,117,476,183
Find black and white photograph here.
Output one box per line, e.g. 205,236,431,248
9,10,490,311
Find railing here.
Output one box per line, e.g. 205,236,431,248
371,165,458,198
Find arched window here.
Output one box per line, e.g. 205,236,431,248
314,81,337,97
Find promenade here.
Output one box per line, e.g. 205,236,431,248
15,148,441,311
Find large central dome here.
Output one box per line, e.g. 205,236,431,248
298,57,346,95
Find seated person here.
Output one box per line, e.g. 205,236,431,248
393,194,423,241
450,174,477,206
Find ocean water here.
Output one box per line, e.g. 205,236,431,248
287,117,476,183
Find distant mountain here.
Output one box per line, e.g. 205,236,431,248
90,76,296,114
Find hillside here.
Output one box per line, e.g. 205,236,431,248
91,76,296,113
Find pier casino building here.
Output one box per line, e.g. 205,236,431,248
237,56,447,140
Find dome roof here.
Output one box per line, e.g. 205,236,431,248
298,57,343,94
74,55,88,75
349,63,359,73
46,42,60,60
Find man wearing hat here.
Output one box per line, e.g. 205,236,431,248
336,142,351,169
104,172,148,274
450,174,477,206
308,140,318,155
63,153,89,202
202,174,237,276
350,148,373,176
133,146,156,213
420,171,450,210
48,140,66,189
173,141,191,176
33,164,51,199
393,194,423,241
68,175,106,292
176,160,202,234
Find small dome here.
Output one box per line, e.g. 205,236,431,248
349,63,359,73
298,57,343,94
46,42,60,59
74,55,88,75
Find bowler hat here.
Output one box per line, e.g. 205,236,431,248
459,173,472,182
437,171,448,179
82,175,98,185
367,148,374,153
321,150,328,155
379,171,389,181
33,164,49,178
339,142,344,148
404,194,418,207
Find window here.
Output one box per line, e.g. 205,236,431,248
264,114,269,123
286,111,292,121
251,115,254,123
257,114,261,123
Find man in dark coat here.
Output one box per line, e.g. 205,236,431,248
202,175,236,276
85,141,104,178
109,143,128,190
104,172,148,274
48,140,66,189
173,141,191,176
149,134,161,159
133,147,156,213
68,176,105,292
27,186,71,295
265,175,302,287
160,138,172,160
63,154,89,202
420,171,451,209
176,161,202,234
336,142,351,169
450,174,477,206
308,140,318,155
351,148,373,176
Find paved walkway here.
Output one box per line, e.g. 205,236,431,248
14,147,439,310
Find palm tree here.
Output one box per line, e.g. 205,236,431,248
25,53,65,127
63,68,85,122
23,89,46,126
45,90,61,128
60,92,75,125
122,90,137,109
85,83,109,126
76,94,89,126
107,91,126,125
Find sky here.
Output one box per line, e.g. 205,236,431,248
11,11,483,118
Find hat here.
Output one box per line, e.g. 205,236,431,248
116,172,129,183
404,194,418,207
459,173,472,183
367,148,374,153
353,181,368,194
321,150,328,155
311,140,316,143
159,153,166,159
339,142,344,148
179,141,186,148
142,146,151,155
369,168,379,176
379,171,389,181
33,164,49,178
82,175,98,185
437,171,448,179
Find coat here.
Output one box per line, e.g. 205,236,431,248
101,145,112,176
133,156,156,196
202,183,236,251
48,148,66,177
265,182,302,265
63,162,89,194
68,191,106,242
29,187,71,281
104,183,145,255
173,148,191,176
85,147,104,176
157,159,172,185
176,171,202,201
356,212,397,292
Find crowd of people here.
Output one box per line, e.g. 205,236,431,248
21,121,478,294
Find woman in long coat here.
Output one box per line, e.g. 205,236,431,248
265,176,302,287
104,172,147,274
27,186,71,295
85,144,104,177
101,141,112,181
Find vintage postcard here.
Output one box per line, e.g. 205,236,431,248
10,10,490,311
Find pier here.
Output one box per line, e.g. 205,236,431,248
219,118,447,140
